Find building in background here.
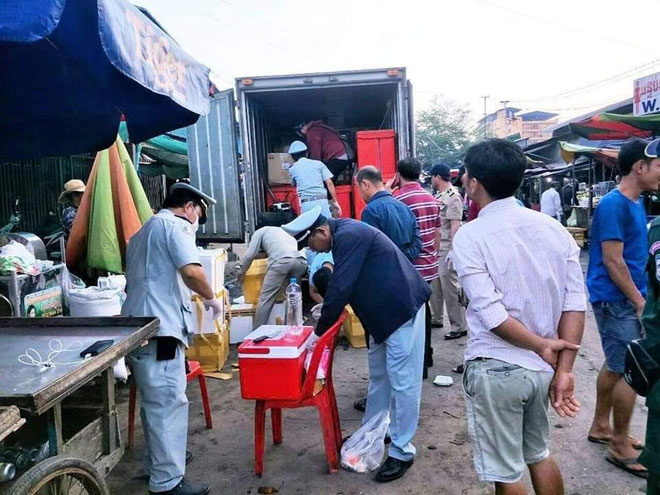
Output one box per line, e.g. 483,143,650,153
477,108,558,143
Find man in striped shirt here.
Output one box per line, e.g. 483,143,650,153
393,157,441,379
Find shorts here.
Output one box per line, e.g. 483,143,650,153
463,358,553,483
592,301,643,374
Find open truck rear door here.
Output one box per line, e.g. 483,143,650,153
188,88,244,242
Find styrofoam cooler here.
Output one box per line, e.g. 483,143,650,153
198,248,227,293
191,295,226,334
230,302,285,344
238,325,313,400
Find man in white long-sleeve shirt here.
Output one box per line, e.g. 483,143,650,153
540,181,562,221
239,226,307,327
452,139,587,495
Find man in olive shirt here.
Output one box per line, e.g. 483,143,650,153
429,163,468,340
640,138,660,493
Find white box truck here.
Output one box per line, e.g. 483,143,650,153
188,67,415,242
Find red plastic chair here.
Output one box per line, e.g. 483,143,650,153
127,360,213,449
254,313,346,477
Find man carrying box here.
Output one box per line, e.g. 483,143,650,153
283,207,431,483
239,225,307,328
122,182,222,495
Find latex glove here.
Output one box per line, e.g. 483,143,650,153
306,332,320,352
311,303,323,320
203,297,223,320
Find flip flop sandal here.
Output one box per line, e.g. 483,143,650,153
588,435,644,450
605,455,648,479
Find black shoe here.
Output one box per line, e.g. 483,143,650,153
452,364,464,374
353,397,367,412
186,450,194,465
149,478,209,495
444,330,467,340
374,456,413,483
431,321,444,328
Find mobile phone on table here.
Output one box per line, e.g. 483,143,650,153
80,340,114,357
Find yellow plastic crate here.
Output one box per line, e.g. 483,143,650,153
344,306,367,348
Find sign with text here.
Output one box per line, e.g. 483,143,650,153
634,72,660,116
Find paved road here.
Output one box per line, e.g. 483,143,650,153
108,255,649,494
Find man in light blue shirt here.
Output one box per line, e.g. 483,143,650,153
306,249,334,303
288,140,341,218
122,182,221,495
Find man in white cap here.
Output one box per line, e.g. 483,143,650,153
287,140,342,218
58,179,86,243
122,181,221,495
283,206,431,483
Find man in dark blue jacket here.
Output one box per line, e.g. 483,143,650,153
356,166,422,263
283,207,431,483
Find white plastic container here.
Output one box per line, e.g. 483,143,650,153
229,302,285,344
198,248,227,294
190,295,225,334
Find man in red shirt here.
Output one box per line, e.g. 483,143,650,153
300,120,351,180
393,157,442,379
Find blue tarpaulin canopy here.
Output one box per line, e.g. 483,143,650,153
0,0,210,160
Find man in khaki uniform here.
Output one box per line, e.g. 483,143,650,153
429,164,468,340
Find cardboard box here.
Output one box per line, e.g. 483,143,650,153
343,306,367,348
268,153,293,184
186,323,230,372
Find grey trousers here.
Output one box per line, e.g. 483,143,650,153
254,257,307,328
129,340,187,492
430,246,467,333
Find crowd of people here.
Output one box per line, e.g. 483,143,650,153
115,134,660,495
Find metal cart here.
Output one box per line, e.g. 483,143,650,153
0,317,159,495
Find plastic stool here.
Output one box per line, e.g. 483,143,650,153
128,360,213,449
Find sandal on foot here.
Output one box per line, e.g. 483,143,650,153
605,455,648,479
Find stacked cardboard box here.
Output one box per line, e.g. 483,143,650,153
268,153,293,184
565,227,587,248
343,305,366,348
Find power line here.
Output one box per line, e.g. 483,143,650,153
471,0,657,53
511,57,660,104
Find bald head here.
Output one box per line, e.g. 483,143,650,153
356,166,385,204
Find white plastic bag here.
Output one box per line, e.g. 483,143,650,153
340,410,391,473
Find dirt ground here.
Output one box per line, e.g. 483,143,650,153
107,252,649,495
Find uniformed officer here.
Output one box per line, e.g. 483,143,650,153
122,182,220,495
283,207,431,483
429,163,468,340
287,140,342,218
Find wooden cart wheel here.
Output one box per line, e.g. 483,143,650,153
9,456,109,495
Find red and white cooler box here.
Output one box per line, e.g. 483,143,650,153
238,325,313,400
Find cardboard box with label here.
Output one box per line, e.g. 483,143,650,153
268,153,293,184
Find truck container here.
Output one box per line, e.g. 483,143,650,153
188,67,414,242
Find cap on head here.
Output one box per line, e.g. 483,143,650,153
646,138,660,158
168,181,216,225
430,163,451,181
288,141,308,154
282,205,326,249
58,179,86,203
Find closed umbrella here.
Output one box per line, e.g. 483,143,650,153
66,138,152,274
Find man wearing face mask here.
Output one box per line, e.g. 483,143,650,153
122,182,220,495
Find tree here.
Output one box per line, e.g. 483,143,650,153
415,96,475,169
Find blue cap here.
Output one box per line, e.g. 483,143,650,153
282,206,326,249
646,138,660,158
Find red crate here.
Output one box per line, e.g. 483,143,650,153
238,325,313,400
356,130,397,177
335,184,352,218
266,185,300,215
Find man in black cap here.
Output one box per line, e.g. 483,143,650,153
122,181,220,495
283,206,431,483
429,163,468,341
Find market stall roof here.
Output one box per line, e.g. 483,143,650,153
0,0,210,160
598,112,660,132
559,141,619,167
568,114,652,141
